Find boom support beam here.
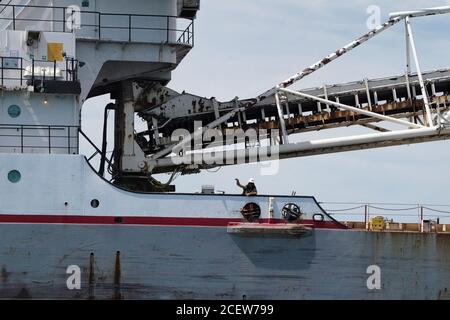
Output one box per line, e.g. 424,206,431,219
257,5,450,104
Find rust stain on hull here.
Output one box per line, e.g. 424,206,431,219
113,251,121,300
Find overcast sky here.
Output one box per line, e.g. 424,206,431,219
81,0,450,211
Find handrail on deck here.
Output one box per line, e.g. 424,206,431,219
0,124,79,154
0,56,79,87
0,3,194,45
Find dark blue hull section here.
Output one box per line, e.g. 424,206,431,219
1,224,450,299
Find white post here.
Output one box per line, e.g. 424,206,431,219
431,83,437,97
364,78,372,110
419,205,424,233
405,20,412,100
392,88,398,102
285,99,291,118
323,85,331,112
355,94,360,108
268,197,274,222
405,17,433,127
261,107,266,121
297,103,303,115
275,92,289,144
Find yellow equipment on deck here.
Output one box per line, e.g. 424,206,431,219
370,216,386,231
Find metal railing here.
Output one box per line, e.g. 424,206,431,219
177,20,194,46
321,202,450,226
0,56,23,86
0,4,194,46
0,56,79,87
0,124,79,154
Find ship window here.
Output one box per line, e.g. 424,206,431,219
7,170,21,183
90,199,100,208
7,105,21,118
313,214,325,222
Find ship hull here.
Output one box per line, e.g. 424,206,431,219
1,154,450,300
1,223,450,300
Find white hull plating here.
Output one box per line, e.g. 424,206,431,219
0,154,338,223
1,154,450,300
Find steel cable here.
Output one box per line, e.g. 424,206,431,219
324,205,366,212
368,205,419,211
422,207,450,214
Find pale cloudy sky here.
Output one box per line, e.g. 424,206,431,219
81,1,450,211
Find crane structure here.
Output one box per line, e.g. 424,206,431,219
1,1,449,192
124,6,450,186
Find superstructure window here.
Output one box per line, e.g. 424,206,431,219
7,170,21,183
7,105,21,118
90,199,100,208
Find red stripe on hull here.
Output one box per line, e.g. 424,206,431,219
0,215,346,229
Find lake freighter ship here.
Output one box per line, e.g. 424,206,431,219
1,1,450,299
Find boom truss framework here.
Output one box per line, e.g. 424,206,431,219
136,6,450,174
